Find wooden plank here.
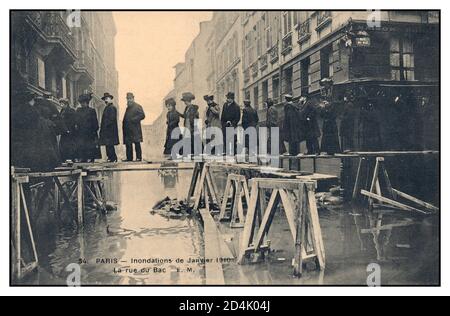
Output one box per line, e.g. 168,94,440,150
219,177,232,220
361,190,430,215
199,209,226,285
193,164,208,210
26,169,82,178
77,173,84,227
307,187,326,270
238,182,259,263
392,189,439,213
360,221,417,234
231,180,241,226
294,184,307,276
20,185,38,265
278,188,297,241
205,169,219,205
253,190,279,251
13,180,21,280
188,163,201,199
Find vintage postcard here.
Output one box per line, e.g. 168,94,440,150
9,9,440,287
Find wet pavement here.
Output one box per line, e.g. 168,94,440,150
17,164,439,286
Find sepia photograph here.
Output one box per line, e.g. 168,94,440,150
9,9,440,288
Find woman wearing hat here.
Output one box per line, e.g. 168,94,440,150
76,94,100,163
181,92,200,156
164,98,183,157
99,93,119,162
59,98,78,162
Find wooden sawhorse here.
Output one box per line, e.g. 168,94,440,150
218,174,251,228
360,157,438,215
11,167,85,280
11,173,37,281
188,162,220,211
238,178,325,277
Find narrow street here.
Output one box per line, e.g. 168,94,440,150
17,164,439,286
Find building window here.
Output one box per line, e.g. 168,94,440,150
272,76,280,103
253,85,259,108
262,80,269,104
283,67,293,95
282,11,293,36
301,58,310,96
390,36,415,81
320,45,333,79
256,21,263,57
37,56,46,89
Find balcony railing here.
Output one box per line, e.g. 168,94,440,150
297,19,312,43
281,32,293,55
251,61,259,77
259,53,268,71
27,11,77,59
269,44,279,64
316,11,332,31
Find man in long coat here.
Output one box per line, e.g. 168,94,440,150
299,96,321,155
221,92,241,156
283,94,302,155
59,98,78,162
99,93,119,162
76,94,99,162
319,101,341,155
242,99,259,156
123,92,146,161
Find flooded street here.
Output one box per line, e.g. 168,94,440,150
23,167,205,285
19,164,439,286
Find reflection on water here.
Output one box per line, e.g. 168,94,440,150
220,201,439,285
21,167,204,286
18,165,439,286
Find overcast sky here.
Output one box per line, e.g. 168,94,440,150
113,11,213,124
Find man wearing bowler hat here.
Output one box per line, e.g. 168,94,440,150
99,93,119,162
221,92,241,156
123,92,146,161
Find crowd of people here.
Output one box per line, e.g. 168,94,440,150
12,90,146,172
163,91,346,158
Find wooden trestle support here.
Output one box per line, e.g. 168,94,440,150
10,166,110,281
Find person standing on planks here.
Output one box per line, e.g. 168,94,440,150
123,92,146,162
99,93,119,162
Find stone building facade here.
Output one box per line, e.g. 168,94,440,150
11,10,119,120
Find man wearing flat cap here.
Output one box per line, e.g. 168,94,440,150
181,92,200,156
99,93,119,162
123,92,146,161
221,92,241,155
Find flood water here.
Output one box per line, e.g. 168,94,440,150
21,167,205,285
17,164,439,286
